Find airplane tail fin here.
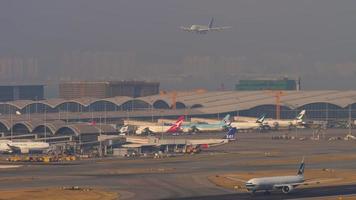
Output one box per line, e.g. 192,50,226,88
297,157,305,176
256,114,266,123
296,110,306,121
166,116,185,133
222,114,231,125
209,18,214,29
225,127,237,140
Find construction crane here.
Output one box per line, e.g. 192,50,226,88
265,90,285,119
159,90,178,109
160,89,206,110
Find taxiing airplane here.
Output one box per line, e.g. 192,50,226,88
0,140,50,154
229,115,265,131
182,114,230,133
245,158,319,194
180,18,231,34
135,116,184,135
265,110,306,130
188,127,237,147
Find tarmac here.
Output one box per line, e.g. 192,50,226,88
0,129,356,200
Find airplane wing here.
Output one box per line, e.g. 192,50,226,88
301,178,343,186
274,178,341,189
225,176,247,183
7,144,21,153
209,26,232,31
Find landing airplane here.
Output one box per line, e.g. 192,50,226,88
265,110,306,130
135,116,184,135
229,115,265,131
182,114,230,133
0,140,50,154
245,158,321,194
180,18,231,34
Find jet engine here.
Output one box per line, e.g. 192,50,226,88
281,185,293,194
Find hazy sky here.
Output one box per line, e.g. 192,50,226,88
1,0,356,92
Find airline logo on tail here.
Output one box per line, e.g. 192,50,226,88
296,110,306,121
222,114,231,126
208,17,214,29
256,114,266,123
225,127,237,140
166,116,185,133
297,157,305,176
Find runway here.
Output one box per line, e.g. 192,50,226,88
0,129,356,199
167,184,356,200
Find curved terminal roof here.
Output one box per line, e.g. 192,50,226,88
55,124,98,136
1,90,356,115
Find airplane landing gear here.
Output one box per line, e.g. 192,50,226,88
264,190,271,195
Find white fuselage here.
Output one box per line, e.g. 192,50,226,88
0,140,50,153
187,139,229,146
181,124,225,133
136,125,173,134
265,119,301,129
230,121,261,130
246,175,304,192
189,25,209,33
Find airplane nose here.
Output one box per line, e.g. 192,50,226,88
245,182,256,189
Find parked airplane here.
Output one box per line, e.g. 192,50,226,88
135,116,184,135
125,127,237,149
182,114,230,133
0,140,50,154
185,128,237,148
180,18,231,34
229,115,265,131
224,127,237,140
265,110,306,130
245,158,318,194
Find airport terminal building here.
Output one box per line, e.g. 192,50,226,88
1,90,356,120
1,90,356,145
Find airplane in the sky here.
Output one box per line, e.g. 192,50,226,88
0,140,50,154
245,158,323,194
180,18,231,34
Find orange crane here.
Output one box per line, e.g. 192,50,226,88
160,89,206,110
265,90,285,119
171,91,177,109
160,90,177,109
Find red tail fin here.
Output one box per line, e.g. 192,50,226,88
166,116,184,133
89,121,97,126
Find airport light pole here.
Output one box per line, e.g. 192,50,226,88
104,102,107,124
294,104,299,138
348,103,352,136
44,106,47,142
35,96,38,113
27,106,30,121
10,108,13,141
282,101,299,137
99,116,103,157
150,98,154,123
66,103,69,124
325,102,329,123
235,97,239,117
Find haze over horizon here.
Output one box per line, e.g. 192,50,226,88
1,0,356,96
